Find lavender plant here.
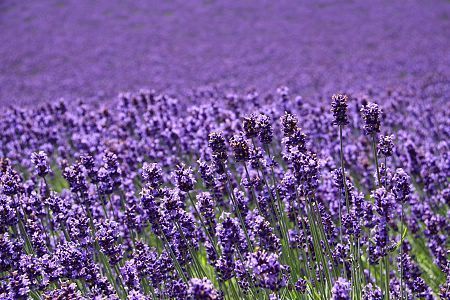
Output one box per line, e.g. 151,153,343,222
0,85,448,300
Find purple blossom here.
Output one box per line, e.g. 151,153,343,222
187,278,222,300
361,102,382,136
229,134,251,162
331,94,350,126
30,151,51,177
173,164,196,193
377,135,395,157
245,250,287,291
331,277,351,300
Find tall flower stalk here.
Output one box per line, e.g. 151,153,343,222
361,101,389,300
331,93,362,299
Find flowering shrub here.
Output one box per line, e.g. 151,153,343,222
0,86,448,299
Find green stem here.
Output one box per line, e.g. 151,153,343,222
371,135,389,300
400,205,404,300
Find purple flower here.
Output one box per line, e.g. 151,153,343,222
284,150,320,197
187,278,222,300
42,282,85,300
167,278,188,300
331,277,351,300
1,168,21,196
96,220,123,265
173,164,196,192
392,168,411,203
371,187,394,219
242,113,260,139
120,259,140,289
362,283,383,300
217,212,246,257
331,94,350,126
257,114,273,145
0,195,18,229
196,192,217,237
246,210,280,252
295,278,307,293
208,132,228,162
245,250,287,291
30,151,51,177
229,134,250,162
63,164,87,195
6,271,30,300
369,217,388,263
280,112,298,137
282,128,307,153
377,135,394,157
141,162,163,188
361,102,382,135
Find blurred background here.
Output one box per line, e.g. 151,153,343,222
1,0,449,106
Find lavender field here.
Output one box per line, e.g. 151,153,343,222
0,1,449,299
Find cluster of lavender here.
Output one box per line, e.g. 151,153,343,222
0,85,448,299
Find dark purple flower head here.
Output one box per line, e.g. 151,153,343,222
246,210,280,252
208,131,228,162
245,250,287,291
0,233,23,271
295,278,307,293
102,150,120,172
280,112,298,137
377,135,394,157
160,188,185,222
362,283,383,300
392,168,411,203
331,277,351,300
141,162,163,188
0,195,18,228
173,164,196,192
120,259,140,289
127,289,149,300
187,277,222,300
361,102,382,135
257,114,273,145
217,212,245,257
63,164,87,194
79,153,95,170
167,278,188,300
229,134,250,162
79,153,97,182
96,220,123,265
284,150,320,196
331,169,344,190
331,93,350,126
369,217,389,263
371,187,394,219
7,271,30,300
197,159,216,187
1,168,21,196
42,282,84,300
30,151,51,177
197,192,216,236
242,113,260,139
342,212,361,238
215,255,234,281
282,127,307,152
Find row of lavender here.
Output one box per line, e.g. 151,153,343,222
0,85,448,299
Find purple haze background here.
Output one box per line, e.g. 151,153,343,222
1,0,449,106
